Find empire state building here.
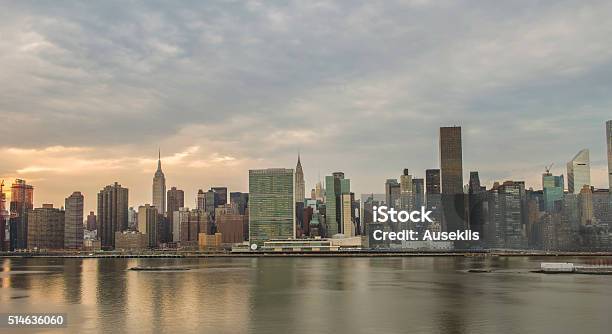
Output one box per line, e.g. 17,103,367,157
152,150,166,214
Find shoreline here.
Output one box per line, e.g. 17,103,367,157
2,251,612,259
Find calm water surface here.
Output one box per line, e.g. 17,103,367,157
1,256,611,333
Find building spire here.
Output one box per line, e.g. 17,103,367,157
157,148,162,171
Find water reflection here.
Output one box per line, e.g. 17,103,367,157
0,256,611,333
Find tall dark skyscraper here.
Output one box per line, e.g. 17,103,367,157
325,172,350,236
211,187,228,206
440,126,463,195
167,187,185,240
385,179,400,208
64,191,84,249
468,171,486,239
9,179,33,250
97,182,129,250
167,187,185,218
230,192,249,215
412,178,424,209
426,169,441,194
439,126,467,233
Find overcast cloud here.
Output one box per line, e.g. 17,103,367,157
1,0,611,212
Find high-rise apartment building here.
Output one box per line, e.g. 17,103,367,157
27,204,64,250
138,204,158,248
295,154,305,203
9,179,33,250
64,191,84,249
249,169,295,245
97,182,129,249
152,150,166,214
486,181,526,249
567,149,591,194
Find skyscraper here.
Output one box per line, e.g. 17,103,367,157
197,189,206,210
607,120,611,190
167,187,185,219
567,149,591,194
578,185,594,226
399,169,413,210
27,204,64,250
412,178,425,209
439,126,467,232
138,204,159,248
295,154,305,203
440,126,463,194
64,191,84,249
468,172,486,238
230,192,249,215
249,168,295,245
9,179,33,250
425,169,442,227
86,211,96,231
211,187,228,206
341,192,355,236
97,182,129,249
152,150,166,214
485,181,526,249
325,172,350,236
385,179,400,208
542,171,564,212
0,181,7,251
425,169,441,195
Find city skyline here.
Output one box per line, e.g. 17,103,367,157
2,2,612,213
0,121,611,214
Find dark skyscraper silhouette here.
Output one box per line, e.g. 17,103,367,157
439,126,468,234
440,126,463,194
97,182,129,250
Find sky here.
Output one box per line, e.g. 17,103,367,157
1,0,611,214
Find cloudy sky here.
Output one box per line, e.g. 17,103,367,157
1,0,611,213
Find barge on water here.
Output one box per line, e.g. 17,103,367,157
129,267,191,271
535,262,612,275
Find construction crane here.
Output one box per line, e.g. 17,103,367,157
544,163,554,174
